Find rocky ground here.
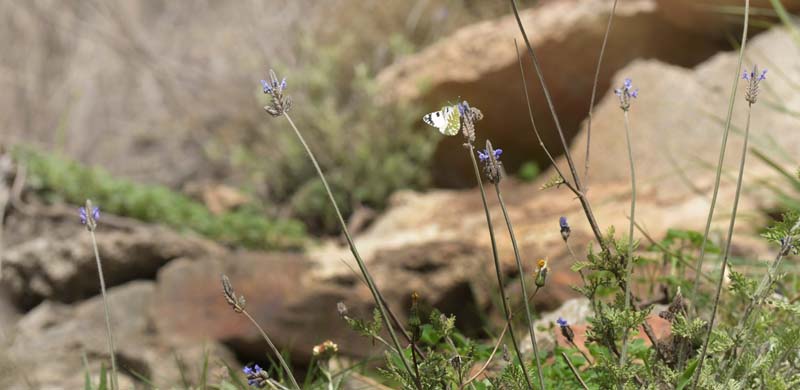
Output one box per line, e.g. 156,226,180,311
3,0,800,388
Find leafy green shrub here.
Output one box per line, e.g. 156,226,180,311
234,35,436,234
15,147,306,250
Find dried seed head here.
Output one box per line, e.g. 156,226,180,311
659,288,687,322
337,301,349,318
221,274,246,313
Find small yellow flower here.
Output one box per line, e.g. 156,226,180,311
312,340,339,359
535,258,549,288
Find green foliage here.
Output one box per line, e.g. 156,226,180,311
517,161,540,182
236,34,435,234
15,147,306,250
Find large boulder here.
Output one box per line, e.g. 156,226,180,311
656,0,800,36
378,0,736,187
151,241,509,363
562,26,800,201
1,220,224,309
1,280,237,389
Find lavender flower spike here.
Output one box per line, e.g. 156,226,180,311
559,216,571,241
243,364,269,388
743,65,767,104
557,317,568,327
79,203,100,231
477,148,503,163
615,77,638,111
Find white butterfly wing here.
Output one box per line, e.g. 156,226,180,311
423,105,460,136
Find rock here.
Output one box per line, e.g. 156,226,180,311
152,242,503,363
153,255,372,364
1,280,238,389
1,222,224,309
335,28,799,326
561,26,800,204
655,0,800,36
378,0,732,187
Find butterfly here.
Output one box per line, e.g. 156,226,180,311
423,104,461,136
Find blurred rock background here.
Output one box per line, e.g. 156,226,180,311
2,0,800,388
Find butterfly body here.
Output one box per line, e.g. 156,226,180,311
423,105,461,136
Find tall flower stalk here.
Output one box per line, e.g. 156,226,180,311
465,107,533,390
81,200,119,390
615,78,639,367
689,0,752,309
691,64,764,389
222,275,300,389
487,142,546,389
259,70,420,389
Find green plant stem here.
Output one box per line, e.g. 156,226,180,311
460,320,509,389
561,351,590,390
619,110,637,368
494,183,546,389
282,113,420,390
241,310,300,390
692,100,753,390
737,217,800,328
690,0,751,309
90,229,119,390
584,0,619,188
724,217,800,380
510,0,607,253
468,145,533,390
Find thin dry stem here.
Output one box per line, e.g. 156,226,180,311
494,183,546,389
561,351,590,390
692,84,753,389
468,144,533,390
282,113,419,389
90,230,119,390
619,110,637,367
584,0,619,189
242,310,301,390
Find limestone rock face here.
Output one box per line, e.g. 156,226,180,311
562,26,800,201
1,281,237,389
1,224,223,309
655,0,800,36
378,0,733,187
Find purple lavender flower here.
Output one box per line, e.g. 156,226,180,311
458,101,468,117
742,68,767,81
559,216,571,241
243,364,268,388
79,206,100,225
261,69,292,117
615,78,638,111
260,79,272,94
477,148,502,163
557,317,568,328
557,317,575,343
743,65,767,104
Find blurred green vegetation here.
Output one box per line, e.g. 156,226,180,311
15,147,307,250
517,161,541,182
232,34,437,234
